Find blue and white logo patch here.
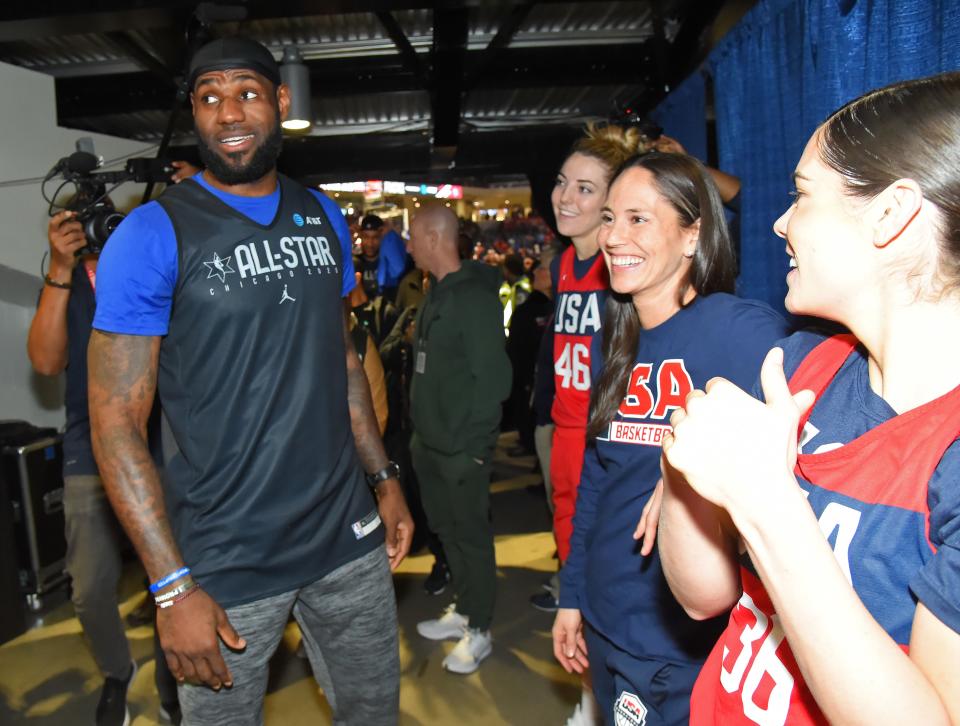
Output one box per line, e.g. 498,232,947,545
614,691,647,726
292,213,305,226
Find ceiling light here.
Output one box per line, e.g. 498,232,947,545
280,46,311,131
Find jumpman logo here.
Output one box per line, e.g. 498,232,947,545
279,285,296,304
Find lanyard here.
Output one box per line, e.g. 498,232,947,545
83,260,96,294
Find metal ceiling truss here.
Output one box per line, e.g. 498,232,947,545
3,0,727,184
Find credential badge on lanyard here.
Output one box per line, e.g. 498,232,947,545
415,348,427,374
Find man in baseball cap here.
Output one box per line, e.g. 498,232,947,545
357,214,409,302
88,35,410,725
187,36,282,91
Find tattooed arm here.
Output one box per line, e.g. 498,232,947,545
342,307,413,569
88,330,244,689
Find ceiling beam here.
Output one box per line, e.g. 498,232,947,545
104,30,177,88
266,124,580,184
374,9,429,84
430,7,469,151
464,1,533,90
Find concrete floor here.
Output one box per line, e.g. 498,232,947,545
0,434,582,725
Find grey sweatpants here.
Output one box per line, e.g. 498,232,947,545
63,474,132,679
178,545,399,726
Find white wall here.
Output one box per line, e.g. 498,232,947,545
0,60,153,426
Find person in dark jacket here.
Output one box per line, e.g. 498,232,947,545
379,306,451,595
407,205,511,675
505,259,554,454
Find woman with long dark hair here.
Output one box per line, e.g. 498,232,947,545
552,152,788,724
547,122,645,725
661,72,960,725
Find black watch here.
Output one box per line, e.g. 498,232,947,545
366,461,400,489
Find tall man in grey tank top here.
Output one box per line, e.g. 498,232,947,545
87,37,412,726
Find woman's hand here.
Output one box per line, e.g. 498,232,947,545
663,348,815,516
633,478,663,555
552,607,589,674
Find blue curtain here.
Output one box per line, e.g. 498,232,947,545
708,0,960,312
650,70,708,162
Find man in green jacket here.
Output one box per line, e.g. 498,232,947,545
408,205,511,674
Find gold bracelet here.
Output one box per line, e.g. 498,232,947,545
43,274,72,289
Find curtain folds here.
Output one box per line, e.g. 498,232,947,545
707,0,960,312
650,70,707,162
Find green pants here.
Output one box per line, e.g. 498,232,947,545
410,434,496,630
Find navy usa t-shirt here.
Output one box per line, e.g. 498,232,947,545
560,293,789,663
93,173,382,607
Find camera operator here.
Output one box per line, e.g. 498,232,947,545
27,209,142,726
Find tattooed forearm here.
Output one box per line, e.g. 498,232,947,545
88,330,185,579
342,309,389,473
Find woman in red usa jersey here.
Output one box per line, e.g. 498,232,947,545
552,151,788,725
550,124,647,568
661,72,960,726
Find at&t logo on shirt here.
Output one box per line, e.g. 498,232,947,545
293,212,325,227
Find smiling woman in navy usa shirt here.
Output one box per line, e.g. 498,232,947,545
552,152,788,726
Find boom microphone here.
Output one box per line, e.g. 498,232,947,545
64,151,99,175
44,150,100,181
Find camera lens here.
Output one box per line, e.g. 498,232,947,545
83,208,126,251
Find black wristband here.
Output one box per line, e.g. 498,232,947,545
366,461,400,488
43,273,72,289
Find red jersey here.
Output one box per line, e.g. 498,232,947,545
691,334,960,725
551,246,607,428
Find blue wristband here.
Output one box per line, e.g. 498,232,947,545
149,566,191,594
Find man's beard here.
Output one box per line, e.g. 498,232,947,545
196,114,283,186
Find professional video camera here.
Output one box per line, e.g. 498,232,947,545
609,101,663,144
43,141,177,255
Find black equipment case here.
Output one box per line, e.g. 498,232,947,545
0,421,68,610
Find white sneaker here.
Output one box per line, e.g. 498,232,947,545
416,604,468,641
564,703,590,726
564,689,600,726
442,628,492,674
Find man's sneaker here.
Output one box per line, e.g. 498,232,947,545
530,590,559,612
423,560,451,596
417,604,468,641
96,660,137,726
442,628,492,674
